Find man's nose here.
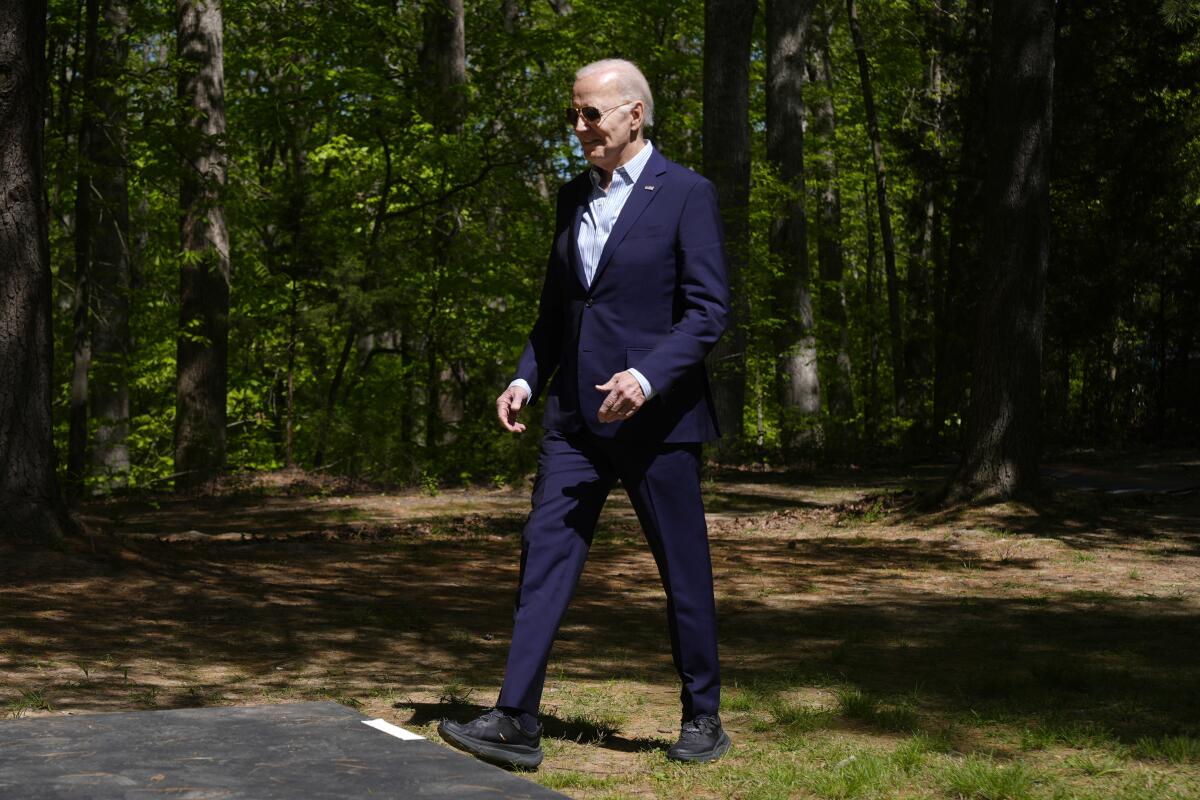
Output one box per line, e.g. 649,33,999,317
573,114,589,135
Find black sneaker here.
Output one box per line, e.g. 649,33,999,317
667,713,731,763
437,708,544,769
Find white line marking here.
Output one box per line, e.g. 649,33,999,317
363,718,425,740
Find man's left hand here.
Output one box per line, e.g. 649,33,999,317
595,371,646,423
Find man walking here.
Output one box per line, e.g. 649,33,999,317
438,58,731,768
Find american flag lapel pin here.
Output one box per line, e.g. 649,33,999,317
644,184,655,191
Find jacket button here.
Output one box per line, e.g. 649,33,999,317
585,298,594,308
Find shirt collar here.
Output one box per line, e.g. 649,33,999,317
590,140,654,190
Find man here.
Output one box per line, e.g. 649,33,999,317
438,59,731,769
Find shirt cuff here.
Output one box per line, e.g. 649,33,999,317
508,378,532,399
627,368,655,400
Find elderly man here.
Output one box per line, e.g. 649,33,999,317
438,58,731,768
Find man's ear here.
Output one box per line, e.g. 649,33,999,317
629,100,644,137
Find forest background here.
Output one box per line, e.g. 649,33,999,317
13,0,1200,513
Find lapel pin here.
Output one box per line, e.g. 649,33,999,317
644,185,655,191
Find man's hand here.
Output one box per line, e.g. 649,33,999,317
595,371,646,423
496,385,530,433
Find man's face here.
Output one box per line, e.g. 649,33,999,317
571,71,641,173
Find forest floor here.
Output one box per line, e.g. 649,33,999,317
2,450,1199,799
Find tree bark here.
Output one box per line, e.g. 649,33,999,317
0,0,73,540
174,0,229,491
766,0,821,453
847,0,905,415
69,0,132,496
946,0,1054,502
419,0,466,450
807,1,855,438
904,1,944,443
935,0,989,438
703,0,756,449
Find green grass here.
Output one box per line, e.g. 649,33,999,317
1132,735,1200,764
939,756,1039,800
6,688,51,717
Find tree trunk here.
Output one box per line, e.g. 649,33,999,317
847,0,904,415
863,176,880,445
807,1,855,441
69,0,132,496
175,0,230,491
703,0,756,449
766,0,821,453
420,0,466,450
935,0,990,439
0,0,73,540
904,3,944,444
946,0,1054,502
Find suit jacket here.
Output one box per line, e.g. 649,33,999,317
514,147,729,443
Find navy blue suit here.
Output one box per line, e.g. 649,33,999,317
497,147,730,722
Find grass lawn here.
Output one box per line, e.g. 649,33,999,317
2,465,1198,799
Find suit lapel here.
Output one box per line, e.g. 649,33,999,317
588,148,669,294
568,177,590,290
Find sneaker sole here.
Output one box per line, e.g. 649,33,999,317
437,721,544,770
667,730,732,763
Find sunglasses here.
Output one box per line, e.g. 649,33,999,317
565,100,635,126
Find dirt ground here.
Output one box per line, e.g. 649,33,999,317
1,454,1198,797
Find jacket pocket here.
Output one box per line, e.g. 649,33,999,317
625,347,652,369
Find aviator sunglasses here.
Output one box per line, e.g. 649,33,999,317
565,100,636,126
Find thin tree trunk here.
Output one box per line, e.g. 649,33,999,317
847,0,905,415
863,176,880,445
420,0,466,450
69,0,132,496
808,1,855,441
946,0,1054,502
935,0,990,439
0,0,73,540
313,324,356,469
767,0,821,452
175,0,230,491
704,0,757,449
904,5,943,443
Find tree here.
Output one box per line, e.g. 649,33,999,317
68,0,132,495
175,0,230,490
766,0,821,451
0,0,72,540
807,0,855,441
847,0,904,414
703,0,757,446
946,0,1055,501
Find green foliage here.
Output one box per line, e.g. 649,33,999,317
42,0,1200,489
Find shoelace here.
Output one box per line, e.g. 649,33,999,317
682,715,720,738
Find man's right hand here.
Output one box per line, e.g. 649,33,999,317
496,385,530,433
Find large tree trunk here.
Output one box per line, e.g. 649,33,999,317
0,0,73,540
766,0,821,453
69,0,132,496
175,0,230,491
704,0,757,449
847,0,905,415
807,1,855,443
946,0,1054,502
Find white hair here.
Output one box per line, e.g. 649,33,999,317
575,58,655,127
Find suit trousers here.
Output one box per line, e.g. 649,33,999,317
496,428,721,722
